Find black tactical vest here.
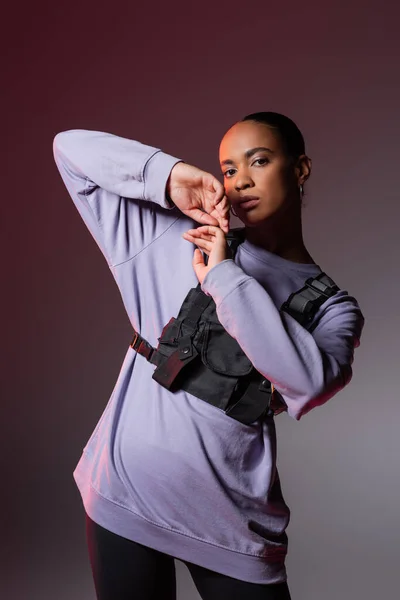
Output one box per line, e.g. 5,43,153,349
130,228,339,425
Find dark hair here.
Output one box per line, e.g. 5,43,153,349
241,112,305,161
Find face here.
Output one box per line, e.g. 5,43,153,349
219,121,308,226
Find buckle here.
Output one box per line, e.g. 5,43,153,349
130,331,140,350
305,274,338,298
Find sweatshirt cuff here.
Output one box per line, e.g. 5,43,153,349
201,259,250,301
143,151,183,209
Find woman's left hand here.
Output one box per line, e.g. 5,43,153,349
182,225,231,285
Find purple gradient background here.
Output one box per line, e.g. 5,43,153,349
2,2,399,599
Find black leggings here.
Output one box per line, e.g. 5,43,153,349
85,514,292,600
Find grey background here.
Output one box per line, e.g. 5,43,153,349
1,1,399,598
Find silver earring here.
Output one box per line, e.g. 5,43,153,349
230,205,239,217
299,184,304,196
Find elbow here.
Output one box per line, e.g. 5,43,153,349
53,132,61,158
53,131,69,161
53,130,83,159
286,364,353,421
341,363,353,387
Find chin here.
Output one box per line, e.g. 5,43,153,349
238,208,276,226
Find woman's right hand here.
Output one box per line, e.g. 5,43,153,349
166,162,230,234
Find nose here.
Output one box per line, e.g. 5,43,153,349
234,171,254,192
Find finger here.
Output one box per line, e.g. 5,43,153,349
211,207,230,233
217,210,229,229
214,204,228,227
220,215,230,234
190,208,220,228
183,235,213,254
186,225,220,237
204,179,225,215
209,177,225,201
195,239,213,252
193,248,204,265
216,195,229,216
182,231,213,248
183,232,214,243
192,248,207,281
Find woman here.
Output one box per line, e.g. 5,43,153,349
53,112,364,600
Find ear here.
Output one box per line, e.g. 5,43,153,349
295,155,312,186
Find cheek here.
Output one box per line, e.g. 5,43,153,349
223,181,237,198
257,168,287,192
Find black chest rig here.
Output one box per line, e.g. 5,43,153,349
130,229,339,425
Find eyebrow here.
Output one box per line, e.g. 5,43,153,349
220,146,274,167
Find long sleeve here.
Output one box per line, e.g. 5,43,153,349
201,260,365,421
53,129,182,266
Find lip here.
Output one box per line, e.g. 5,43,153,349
237,196,260,210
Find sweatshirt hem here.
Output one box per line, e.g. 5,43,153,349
75,469,288,585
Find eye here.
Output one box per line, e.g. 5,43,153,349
223,168,236,178
252,157,269,166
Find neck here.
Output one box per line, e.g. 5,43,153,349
244,206,315,264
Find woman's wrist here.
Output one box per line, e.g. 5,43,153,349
165,161,184,207
165,187,175,207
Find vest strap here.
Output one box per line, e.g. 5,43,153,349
281,272,339,326
130,330,161,366
225,377,273,424
183,289,212,332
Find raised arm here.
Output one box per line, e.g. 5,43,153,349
53,129,229,266
53,129,182,265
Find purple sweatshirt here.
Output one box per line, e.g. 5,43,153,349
53,129,364,584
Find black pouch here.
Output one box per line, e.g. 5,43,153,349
153,301,259,415
201,322,253,376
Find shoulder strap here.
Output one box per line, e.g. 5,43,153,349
226,227,246,258
203,227,245,266
281,272,340,326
